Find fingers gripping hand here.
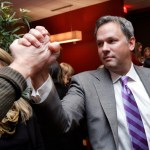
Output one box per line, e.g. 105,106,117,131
47,42,61,64
9,39,51,78
19,34,61,65
35,26,49,36
19,26,49,48
31,41,61,75
16,26,60,66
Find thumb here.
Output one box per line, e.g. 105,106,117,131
48,42,61,54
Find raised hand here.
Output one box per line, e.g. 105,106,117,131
19,26,61,66
9,26,61,89
9,38,51,78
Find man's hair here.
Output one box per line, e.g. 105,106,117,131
94,15,134,40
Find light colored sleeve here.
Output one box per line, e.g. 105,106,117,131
30,75,53,103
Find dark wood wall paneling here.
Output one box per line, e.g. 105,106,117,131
31,0,124,73
125,7,150,52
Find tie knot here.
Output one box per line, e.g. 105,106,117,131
120,76,128,86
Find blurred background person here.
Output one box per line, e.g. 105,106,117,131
49,61,68,99
132,41,144,65
143,47,150,59
60,62,75,86
143,47,150,68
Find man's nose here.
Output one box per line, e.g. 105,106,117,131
102,42,110,51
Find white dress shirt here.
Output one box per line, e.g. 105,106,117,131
27,76,52,103
111,64,150,150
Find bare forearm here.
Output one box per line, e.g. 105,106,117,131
9,61,30,79
31,67,49,90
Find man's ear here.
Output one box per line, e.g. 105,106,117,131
129,36,136,52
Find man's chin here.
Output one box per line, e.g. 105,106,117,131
104,63,116,70
104,62,113,67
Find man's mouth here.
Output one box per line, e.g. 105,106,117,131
103,56,113,61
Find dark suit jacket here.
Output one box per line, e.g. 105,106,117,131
0,114,45,150
33,65,150,150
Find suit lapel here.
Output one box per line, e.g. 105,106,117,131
91,66,150,148
93,68,118,148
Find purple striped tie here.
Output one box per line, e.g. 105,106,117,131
120,76,149,150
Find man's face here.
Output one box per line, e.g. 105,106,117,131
96,22,135,74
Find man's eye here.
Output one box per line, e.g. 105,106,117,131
97,42,103,47
109,39,116,44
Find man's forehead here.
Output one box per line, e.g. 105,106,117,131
97,23,122,37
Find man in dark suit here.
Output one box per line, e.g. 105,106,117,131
23,16,150,150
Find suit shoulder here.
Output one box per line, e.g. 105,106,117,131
135,65,150,73
73,70,98,78
142,66,150,72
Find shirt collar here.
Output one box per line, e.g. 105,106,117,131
110,63,138,84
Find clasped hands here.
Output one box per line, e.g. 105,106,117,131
9,26,60,80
